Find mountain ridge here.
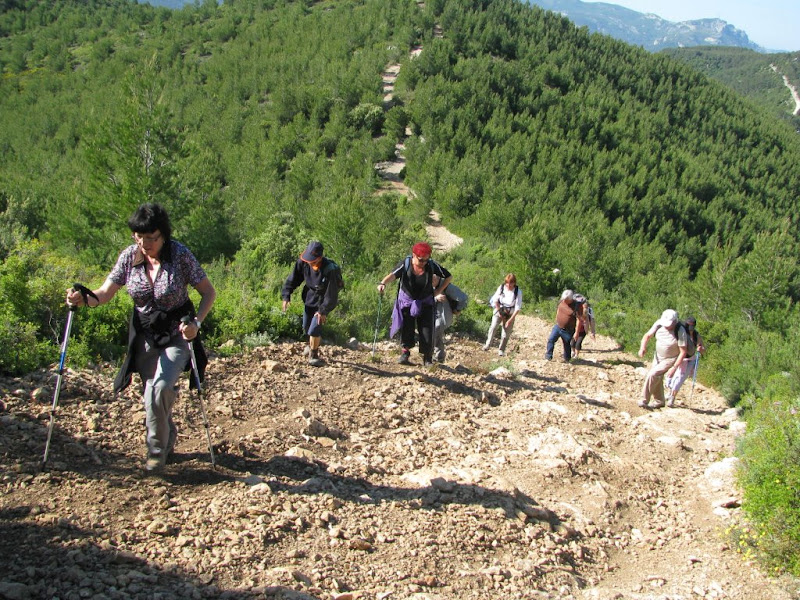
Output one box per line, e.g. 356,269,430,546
527,0,764,51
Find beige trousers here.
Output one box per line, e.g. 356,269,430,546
642,353,679,405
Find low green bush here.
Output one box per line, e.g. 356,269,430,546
736,388,800,575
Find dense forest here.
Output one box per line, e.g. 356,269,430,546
2,0,800,572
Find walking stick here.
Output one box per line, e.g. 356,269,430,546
42,284,97,469
42,307,76,468
371,292,383,357
181,316,216,468
688,353,700,404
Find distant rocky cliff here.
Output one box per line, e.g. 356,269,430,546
528,0,763,51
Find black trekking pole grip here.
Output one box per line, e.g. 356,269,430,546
71,283,99,309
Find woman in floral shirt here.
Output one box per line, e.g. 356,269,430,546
67,204,216,473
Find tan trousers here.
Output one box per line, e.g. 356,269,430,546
642,354,678,405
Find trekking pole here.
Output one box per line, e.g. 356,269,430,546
688,353,700,404
371,292,383,357
42,284,97,469
181,316,216,468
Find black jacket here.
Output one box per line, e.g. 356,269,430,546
281,257,341,315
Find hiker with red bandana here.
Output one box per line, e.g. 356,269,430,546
377,242,451,367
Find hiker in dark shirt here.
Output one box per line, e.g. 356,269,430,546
282,241,342,367
377,242,451,366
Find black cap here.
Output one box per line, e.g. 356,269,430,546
301,241,324,262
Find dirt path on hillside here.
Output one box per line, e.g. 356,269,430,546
770,64,800,116
375,22,461,255
2,313,799,599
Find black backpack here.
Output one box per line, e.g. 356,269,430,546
321,258,345,290
490,284,518,306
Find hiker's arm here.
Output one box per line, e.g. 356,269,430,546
638,330,654,357
697,334,706,356
377,272,397,294
433,275,452,299
572,306,586,340
180,277,215,341
281,261,304,309
509,289,522,318
193,277,216,323
667,346,687,378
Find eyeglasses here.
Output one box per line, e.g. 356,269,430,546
413,255,430,263
133,232,162,244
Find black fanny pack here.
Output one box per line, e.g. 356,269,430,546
134,300,194,348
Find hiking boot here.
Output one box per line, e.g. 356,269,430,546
498,350,505,357
665,394,675,408
638,400,649,409
145,454,166,473
397,351,411,365
422,355,433,367
482,344,490,351
544,354,552,361
308,350,324,367
650,400,665,409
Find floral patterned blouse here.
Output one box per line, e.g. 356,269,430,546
108,240,207,315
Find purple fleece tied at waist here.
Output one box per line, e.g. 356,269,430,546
390,289,434,338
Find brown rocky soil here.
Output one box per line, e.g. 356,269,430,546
2,314,799,600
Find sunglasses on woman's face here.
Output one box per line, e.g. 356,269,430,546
133,232,162,244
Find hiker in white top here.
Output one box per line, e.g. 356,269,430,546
483,273,522,356
665,316,705,406
638,309,687,409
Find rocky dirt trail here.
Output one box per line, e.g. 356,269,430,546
2,313,799,600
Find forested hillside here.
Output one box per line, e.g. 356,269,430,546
2,0,800,576
2,0,799,396
663,46,800,127
1,0,799,388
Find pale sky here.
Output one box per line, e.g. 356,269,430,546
589,0,799,52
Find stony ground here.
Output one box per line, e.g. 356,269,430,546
2,314,799,600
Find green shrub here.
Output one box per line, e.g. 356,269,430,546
330,280,386,344
0,239,122,374
736,390,800,575
0,307,52,374
348,103,384,135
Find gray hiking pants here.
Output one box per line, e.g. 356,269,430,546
486,312,515,352
134,333,189,459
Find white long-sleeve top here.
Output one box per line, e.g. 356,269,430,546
490,285,522,313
